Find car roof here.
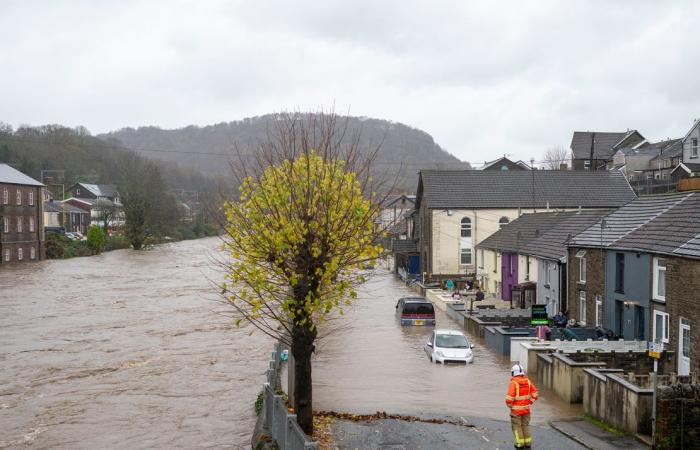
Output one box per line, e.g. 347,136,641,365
434,329,466,336
400,297,430,303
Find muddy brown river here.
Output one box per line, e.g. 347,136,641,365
1,238,578,449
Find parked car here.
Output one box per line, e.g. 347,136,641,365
64,231,86,241
395,297,436,326
424,329,474,364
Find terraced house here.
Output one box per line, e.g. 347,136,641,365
567,191,700,376
412,170,636,285
0,164,44,264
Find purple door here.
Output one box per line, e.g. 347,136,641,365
501,252,518,302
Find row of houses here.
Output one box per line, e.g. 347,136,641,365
570,117,700,181
1,163,124,264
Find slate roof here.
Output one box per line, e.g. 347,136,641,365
0,163,43,186
382,194,416,208
519,209,614,261
417,170,636,210
569,192,700,259
570,131,641,160
391,239,419,254
616,147,660,157
476,212,569,253
76,183,119,198
44,201,90,214
672,163,700,175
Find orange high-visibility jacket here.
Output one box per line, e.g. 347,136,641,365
505,375,538,415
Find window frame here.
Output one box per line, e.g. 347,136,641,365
29,216,35,232
653,310,670,344
3,248,9,262
584,160,591,170
17,247,23,261
28,191,34,206
460,217,472,238
17,216,22,233
579,290,587,324
576,251,586,283
615,253,625,294
544,261,551,286
595,294,603,327
460,247,472,265
16,189,21,205
692,137,699,158
30,246,36,259
3,217,8,233
2,188,7,204
498,217,510,230
653,257,666,301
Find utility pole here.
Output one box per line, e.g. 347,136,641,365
589,132,596,171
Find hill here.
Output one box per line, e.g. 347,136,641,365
101,114,469,192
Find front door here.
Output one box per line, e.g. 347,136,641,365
501,253,518,302
678,318,691,376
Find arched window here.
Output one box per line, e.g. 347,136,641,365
500,165,509,171
460,217,471,238
499,217,510,230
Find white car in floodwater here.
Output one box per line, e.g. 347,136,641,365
424,329,474,364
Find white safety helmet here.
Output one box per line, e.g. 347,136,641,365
511,364,525,377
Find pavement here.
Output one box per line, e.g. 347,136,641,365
329,415,586,450
549,419,649,450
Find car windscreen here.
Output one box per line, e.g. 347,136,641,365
402,303,434,315
436,334,469,348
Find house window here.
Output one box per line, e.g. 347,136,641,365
692,138,699,158
653,257,666,301
584,160,591,170
16,189,21,205
76,188,81,196
478,249,484,269
461,248,472,265
17,248,23,261
3,217,7,233
544,262,551,285
17,217,22,233
30,246,36,260
3,248,9,262
460,217,472,238
2,188,7,204
525,256,530,281
28,191,34,205
615,253,625,293
576,250,586,283
595,294,603,327
498,217,510,230
653,310,670,344
579,291,587,324
29,216,35,232
493,252,498,273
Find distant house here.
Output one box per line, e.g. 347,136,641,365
481,156,530,171
376,194,415,232
570,130,645,170
65,182,124,228
608,146,661,181
0,164,45,264
638,139,683,180
413,170,636,287
68,183,121,204
567,192,700,376
44,201,91,234
671,119,700,181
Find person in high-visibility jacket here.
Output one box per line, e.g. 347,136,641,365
505,364,538,448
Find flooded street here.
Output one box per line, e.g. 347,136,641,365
1,239,577,450
314,267,581,424
0,237,271,449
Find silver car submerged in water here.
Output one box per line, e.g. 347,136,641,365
425,329,474,364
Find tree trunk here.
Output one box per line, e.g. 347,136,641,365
291,323,317,435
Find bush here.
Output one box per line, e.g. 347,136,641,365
45,232,68,259
87,225,105,254
105,233,131,251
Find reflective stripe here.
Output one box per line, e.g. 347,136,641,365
514,395,530,400
511,404,530,410
505,395,514,400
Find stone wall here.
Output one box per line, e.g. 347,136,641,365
656,384,700,450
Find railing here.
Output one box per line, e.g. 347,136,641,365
262,342,317,450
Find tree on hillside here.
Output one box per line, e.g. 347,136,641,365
220,113,388,434
541,146,570,170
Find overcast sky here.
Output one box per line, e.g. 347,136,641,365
2,0,699,165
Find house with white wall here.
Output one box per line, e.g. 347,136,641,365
414,170,636,288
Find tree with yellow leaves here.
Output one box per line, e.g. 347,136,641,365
221,112,389,434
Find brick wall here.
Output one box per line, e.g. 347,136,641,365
567,246,606,325
664,256,700,376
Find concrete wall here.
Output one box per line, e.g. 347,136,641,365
583,369,652,435
537,352,606,403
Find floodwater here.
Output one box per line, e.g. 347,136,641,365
314,267,581,424
0,237,272,449
1,238,578,450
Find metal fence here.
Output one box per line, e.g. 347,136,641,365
262,342,317,450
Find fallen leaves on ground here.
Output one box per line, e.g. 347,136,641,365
315,410,475,427
312,414,336,450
